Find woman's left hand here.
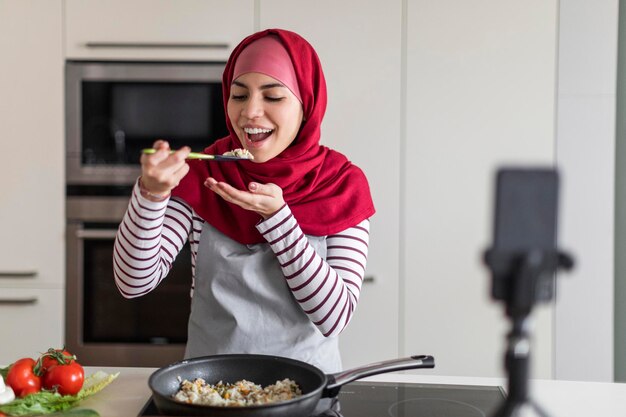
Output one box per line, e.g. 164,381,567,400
204,177,285,219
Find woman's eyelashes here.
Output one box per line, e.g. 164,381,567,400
230,92,285,102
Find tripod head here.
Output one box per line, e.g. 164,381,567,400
484,248,574,318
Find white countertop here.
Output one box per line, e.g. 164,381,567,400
78,366,626,417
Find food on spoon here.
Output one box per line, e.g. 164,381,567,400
173,377,302,406
222,148,254,160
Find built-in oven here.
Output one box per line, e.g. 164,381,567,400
65,195,192,366
65,61,227,366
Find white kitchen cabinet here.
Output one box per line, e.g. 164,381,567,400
0,1,64,287
0,0,65,364
258,1,402,368
0,288,65,365
403,0,558,378
64,0,255,61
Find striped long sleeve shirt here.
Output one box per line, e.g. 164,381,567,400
113,181,370,337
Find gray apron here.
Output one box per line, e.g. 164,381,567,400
184,222,342,373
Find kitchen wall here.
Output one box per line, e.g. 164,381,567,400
0,0,619,382
556,0,618,382
402,0,557,379
610,0,626,382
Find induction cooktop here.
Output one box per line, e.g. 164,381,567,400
139,381,506,417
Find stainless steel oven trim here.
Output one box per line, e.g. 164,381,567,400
66,196,130,221
65,222,86,364
65,61,225,185
76,229,118,239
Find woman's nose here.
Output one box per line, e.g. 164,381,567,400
242,97,263,119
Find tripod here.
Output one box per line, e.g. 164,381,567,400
485,250,574,417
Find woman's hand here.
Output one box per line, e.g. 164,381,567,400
140,140,191,200
204,177,285,219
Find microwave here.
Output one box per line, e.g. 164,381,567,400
65,61,228,186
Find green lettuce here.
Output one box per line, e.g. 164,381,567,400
0,371,119,416
0,365,10,379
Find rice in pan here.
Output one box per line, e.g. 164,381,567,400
173,377,302,407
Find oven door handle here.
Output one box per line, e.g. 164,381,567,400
76,229,118,240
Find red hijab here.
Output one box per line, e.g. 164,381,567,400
172,28,375,244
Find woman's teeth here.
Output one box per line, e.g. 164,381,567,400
244,127,272,134
244,127,273,142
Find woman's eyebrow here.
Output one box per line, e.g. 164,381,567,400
260,83,286,90
232,80,286,90
232,80,248,88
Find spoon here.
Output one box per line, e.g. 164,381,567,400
141,148,252,161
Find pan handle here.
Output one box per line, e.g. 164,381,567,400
323,355,435,397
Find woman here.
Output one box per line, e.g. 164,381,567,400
113,29,375,372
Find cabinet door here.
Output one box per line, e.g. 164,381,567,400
404,0,558,378
65,0,254,61
0,0,64,288
0,288,64,365
259,1,402,368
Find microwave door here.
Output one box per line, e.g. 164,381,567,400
65,61,226,186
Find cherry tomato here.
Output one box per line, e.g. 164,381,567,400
6,358,41,397
42,362,84,396
39,349,75,372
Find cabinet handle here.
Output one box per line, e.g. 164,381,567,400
0,271,37,278
364,275,375,283
84,42,229,49
0,297,38,305
76,229,118,240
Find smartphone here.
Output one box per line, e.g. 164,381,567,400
490,168,559,303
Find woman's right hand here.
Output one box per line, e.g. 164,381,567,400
139,140,191,200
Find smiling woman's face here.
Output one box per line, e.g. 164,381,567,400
227,72,304,163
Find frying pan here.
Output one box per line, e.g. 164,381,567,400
148,353,435,417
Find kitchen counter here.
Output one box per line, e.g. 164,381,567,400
79,366,626,417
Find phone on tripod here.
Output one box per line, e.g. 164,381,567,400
490,168,559,304
485,167,573,417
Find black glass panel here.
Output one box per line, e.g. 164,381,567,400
81,81,227,165
82,226,192,344
335,381,505,417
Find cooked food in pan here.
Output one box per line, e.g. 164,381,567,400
173,377,302,407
